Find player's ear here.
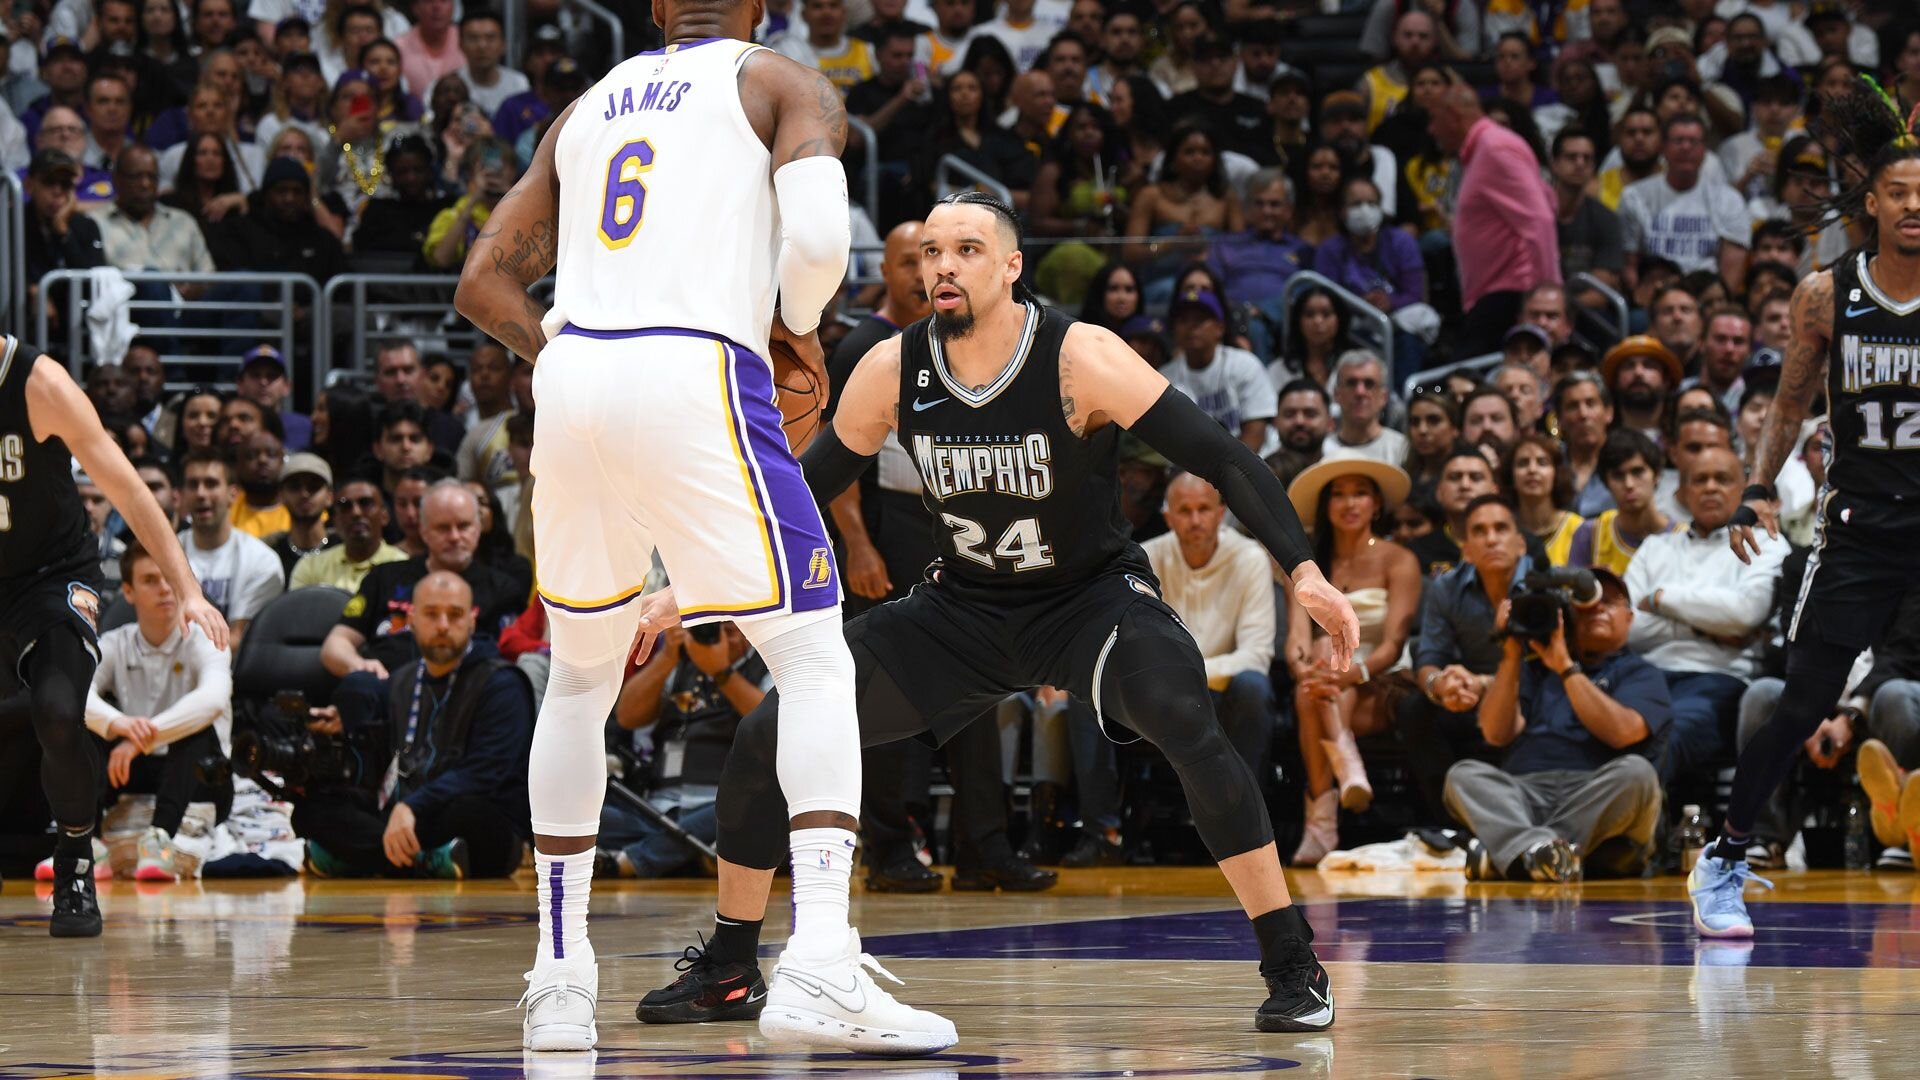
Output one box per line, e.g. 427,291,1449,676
1006,247,1023,289
746,0,767,30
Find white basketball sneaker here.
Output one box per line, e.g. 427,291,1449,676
520,960,599,1051
759,930,957,1057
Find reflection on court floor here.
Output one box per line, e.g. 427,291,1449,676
2,870,1916,1078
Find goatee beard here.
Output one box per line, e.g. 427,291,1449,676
933,307,977,341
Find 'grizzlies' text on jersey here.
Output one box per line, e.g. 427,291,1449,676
1827,252,1920,501
547,37,782,357
0,337,92,581
896,305,1141,590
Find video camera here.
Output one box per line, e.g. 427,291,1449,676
197,691,380,800
1503,568,1604,644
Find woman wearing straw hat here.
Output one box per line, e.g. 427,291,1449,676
1283,453,1421,865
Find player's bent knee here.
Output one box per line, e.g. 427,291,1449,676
547,605,645,668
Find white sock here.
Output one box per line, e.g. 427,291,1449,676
787,826,856,957
535,849,596,970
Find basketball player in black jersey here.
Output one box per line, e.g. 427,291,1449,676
1689,84,1920,937
0,336,228,935
634,192,1361,1040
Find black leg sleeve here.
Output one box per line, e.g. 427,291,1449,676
1723,635,1860,837
716,633,938,870
1099,605,1275,861
22,627,102,829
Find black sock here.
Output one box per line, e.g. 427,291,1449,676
1252,905,1312,973
1709,832,1749,864
709,913,763,967
56,827,93,861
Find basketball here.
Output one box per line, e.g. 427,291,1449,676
770,336,827,451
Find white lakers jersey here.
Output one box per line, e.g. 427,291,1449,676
547,37,779,356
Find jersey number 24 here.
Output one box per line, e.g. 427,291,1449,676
598,140,656,249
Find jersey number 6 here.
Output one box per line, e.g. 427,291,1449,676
598,139,656,250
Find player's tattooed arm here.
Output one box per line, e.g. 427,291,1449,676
1752,270,1832,489
1733,269,1828,562
745,52,847,166
455,101,575,363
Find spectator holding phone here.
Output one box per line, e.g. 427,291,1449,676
423,137,517,269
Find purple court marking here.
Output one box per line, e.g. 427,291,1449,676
849,899,1920,970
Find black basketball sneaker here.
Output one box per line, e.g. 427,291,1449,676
1257,936,1335,1032
49,851,103,938
636,937,767,1023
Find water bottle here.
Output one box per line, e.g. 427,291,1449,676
1844,789,1873,870
1674,804,1710,873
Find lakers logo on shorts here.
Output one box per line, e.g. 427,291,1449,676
67,583,100,632
804,548,833,590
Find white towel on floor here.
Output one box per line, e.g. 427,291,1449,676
1319,833,1468,872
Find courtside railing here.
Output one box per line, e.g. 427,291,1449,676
38,269,322,397
320,273,555,377
1279,270,1396,372
2,173,25,342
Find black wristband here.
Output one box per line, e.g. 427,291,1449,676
1741,483,1776,504
1728,503,1761,529
1555,662,1583,680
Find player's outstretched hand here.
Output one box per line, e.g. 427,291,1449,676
1728,494,1779,565
1291,562,1360,672
630,586,682,666
181,595,230,651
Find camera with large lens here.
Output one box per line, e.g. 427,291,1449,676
1505,568,1604,643
688,623,724,646
207,690,379,799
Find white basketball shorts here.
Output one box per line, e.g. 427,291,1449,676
530,324,841,625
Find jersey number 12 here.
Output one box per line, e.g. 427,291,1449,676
598,140,656,250
1856,400,1920,450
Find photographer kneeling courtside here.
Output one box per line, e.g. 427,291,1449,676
1444,496,1671,882
292,572,535,878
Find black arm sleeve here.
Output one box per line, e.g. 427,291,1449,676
797,420,878,505
1125,385,1316,576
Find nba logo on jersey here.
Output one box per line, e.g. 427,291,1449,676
804,548,833,590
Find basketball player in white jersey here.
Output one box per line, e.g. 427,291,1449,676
455,0,954,1056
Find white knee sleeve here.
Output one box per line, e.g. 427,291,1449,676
740,607,861,819
529,614,631,835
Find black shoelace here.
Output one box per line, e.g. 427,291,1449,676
671,935,720,980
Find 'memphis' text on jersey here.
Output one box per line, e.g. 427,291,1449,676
1838,333,1920,393
913,432,1055,502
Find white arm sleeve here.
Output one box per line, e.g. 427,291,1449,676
773,156,852,336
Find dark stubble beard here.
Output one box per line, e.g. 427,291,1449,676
933,299,977,342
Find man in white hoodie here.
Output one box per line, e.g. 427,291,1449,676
1143,472,1277,784
1624,445,1788,786
83,539,233,881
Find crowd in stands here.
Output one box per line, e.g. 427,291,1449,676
6,0,1920,886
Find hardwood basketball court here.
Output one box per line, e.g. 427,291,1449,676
3,867,1915,1078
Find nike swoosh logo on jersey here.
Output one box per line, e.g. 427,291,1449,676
1846,304,1877,318
912,397,949,411
778,968,866,1013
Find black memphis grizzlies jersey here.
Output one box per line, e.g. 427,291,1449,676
0,337,92,579
1828,253,1920,501
896,303,1140,591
